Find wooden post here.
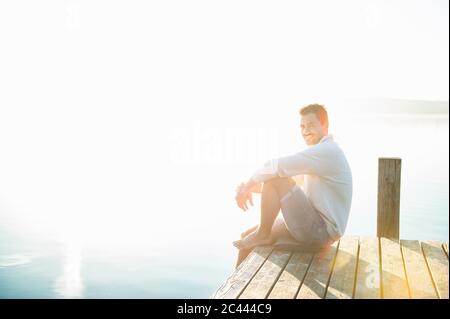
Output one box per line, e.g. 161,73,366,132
377,158,401,239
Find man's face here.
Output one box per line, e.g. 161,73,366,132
300,113,327,145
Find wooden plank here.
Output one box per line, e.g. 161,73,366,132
326,236,359,299
380,237,409,298
354,237,381,298
212,246,272,299
401,240,438,298
421,240,449,299
239,249,292,299
296,241,339,299
267,252,314,299
377,158,401,239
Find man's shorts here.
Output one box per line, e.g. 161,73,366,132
278,184,331,252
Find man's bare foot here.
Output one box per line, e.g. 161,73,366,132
233,230,272,250
318,239,337,261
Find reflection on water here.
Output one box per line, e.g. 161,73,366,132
0,254,33,268
54,240,83,298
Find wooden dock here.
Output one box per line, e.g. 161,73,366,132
212,237,449,299
214,158,449,299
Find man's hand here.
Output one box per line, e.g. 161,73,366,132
235,188,253,211
235,182,255,211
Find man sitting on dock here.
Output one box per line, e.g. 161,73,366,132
234,104,353,267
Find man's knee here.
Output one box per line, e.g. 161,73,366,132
263,177,296,199
264,176,296,189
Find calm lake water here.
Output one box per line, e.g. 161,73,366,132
0,111,448,298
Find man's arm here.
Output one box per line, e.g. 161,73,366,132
247,180,263,193
236,179,262,195
235,145,321,210
249,143,329,183
240,175,302,195
292,175,304,186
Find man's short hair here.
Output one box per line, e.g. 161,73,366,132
299,103,329,127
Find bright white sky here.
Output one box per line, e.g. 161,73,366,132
0,0,448,102
0,0,448,246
